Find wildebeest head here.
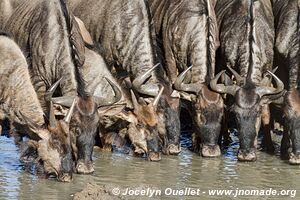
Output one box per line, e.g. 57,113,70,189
127,87,164,161
133,64,181,156
174,66,224,157
21,81,77,182
51,78,121,173
210,67,284,161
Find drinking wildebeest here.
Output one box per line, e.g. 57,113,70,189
273,0,300,164
67,0,182,155
0,33,75,182
3,0,114,174
68,22,164,160
211,0,284,161
149,0,224,157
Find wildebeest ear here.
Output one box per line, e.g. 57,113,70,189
223,72,233,86
170,90,180,98
98,104,126,116
17,112,40,131
177,91,195,102
74,16,94,46
138,97,147,106
17,112,48,140
260,90,287,106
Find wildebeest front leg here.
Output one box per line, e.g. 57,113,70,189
281,127,290,160
261,104,275,152
191,132,200,153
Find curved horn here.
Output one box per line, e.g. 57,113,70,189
260,67,278,86
256,70,284,97
153,85,164,107
51,96,75,107
64,98,77,123
130,89,139,112
174,66,204,93
227,65,244,85
44,78,62,102
132,63,160,96
45,79,63,128
210,70,240,96
95,77,122,108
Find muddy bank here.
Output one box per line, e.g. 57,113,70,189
73,183,163,200
73,183,124,200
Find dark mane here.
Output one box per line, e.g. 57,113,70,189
58,0,88,98
144,0,164,67
144,0,173,94
246,0,255,82
205,0,217,83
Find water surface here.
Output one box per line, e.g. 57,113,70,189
0,132,299,200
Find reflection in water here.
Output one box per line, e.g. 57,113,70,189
0,131,300,200
0,136,21,200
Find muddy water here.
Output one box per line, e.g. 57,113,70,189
0,131,299,200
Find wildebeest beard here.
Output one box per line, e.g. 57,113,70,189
192,93,223,157
70,97,99,174
145,124,161,153
231,88,261,159
157,96,181,154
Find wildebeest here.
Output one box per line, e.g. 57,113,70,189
2,0,107,174
211,0,284,161
67,0,182,155
273,0,300,164
0,33,75,182
148,0,224,157
71,32,164,161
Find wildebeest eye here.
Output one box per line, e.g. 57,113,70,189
72,127,81,136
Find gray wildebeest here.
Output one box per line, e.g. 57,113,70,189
148,0,224,157
0,33,76,182
273,0,300,164
211,0,284,161
67,0,182,155
3,0,117,174
69,21,164,160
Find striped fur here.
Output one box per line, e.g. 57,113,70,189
58,0,87,97
150,0,219,84
0,35,45,135
216,0,274,84
0,35,74,179
68,0,157,84
274,0,300,89
0,0,13,30
149,0,223,157
69,0,182,156
273,0,300,163
4,0,86,109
